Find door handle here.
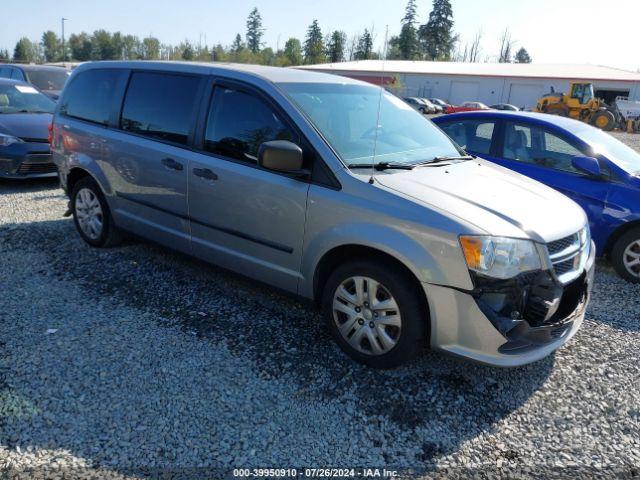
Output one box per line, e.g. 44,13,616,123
193,167,218,181
161,158,184,171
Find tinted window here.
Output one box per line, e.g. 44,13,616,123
60,69,124,125
121,72,200,145
0,83,55,114
503,122,585,174
439,119,495,154
0,67,11,78
205,87,295,163
11,69,25,81
25,68,69,91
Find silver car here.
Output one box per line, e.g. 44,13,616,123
52,62,595,368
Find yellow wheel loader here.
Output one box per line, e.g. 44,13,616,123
535,82,620,131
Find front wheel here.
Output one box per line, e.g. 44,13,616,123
611,228,640,283
322,260,427,369
591,110,616,131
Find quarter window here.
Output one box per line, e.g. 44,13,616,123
204,86,296,164
60,69,124,125
503,122,585,174
121,72,201,145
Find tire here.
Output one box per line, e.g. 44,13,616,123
71,176,122,248
321,259,427,369
419,107,427,115
591,110,616,131
611,228,640,283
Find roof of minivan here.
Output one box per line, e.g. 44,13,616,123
5,64,69,72
74,60,366,85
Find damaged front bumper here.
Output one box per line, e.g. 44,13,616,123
424,241,596,367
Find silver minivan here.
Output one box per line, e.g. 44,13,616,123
52,62,595,368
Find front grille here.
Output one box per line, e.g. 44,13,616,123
548,234,579,255
546,229,588,284
17,162,57,175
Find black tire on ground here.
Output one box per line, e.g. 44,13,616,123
591,110,616,131
610,228,640,284
321,259,428,369
419,107,427,115
71,176,122,248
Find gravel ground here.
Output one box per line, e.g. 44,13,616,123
1,136,639,479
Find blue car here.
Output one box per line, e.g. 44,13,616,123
0,78,56,178
433,111,640,283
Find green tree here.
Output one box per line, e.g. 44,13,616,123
41,31,60,62
327,30,346,63
141,37,161,60
246,7,264,54
419,0,456,61
354,29,374,60
0,49,9,61
181,41,194,60
91,30,118,60
13,38,34,62
69,32,93,61
230,33,245,61
515,47,532,64
397,0,420,59
120,35,140,60
282,37,303,65
304,20,325,64
212,43,229,62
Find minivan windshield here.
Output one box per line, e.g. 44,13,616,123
280,82,461,166
577,126,640,175
0,83,55,114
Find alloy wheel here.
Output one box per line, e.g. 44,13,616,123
623,240,640,279
332,276,402,356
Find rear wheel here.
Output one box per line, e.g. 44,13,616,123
611,228,640,283
71,177,122,248
591,110,616,131
322,260,427,369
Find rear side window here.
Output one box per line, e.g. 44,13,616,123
120,72,201,146
11,69,25,81
204,86,296,163
0,67,12,78
60,69,124,125
439,119,495,155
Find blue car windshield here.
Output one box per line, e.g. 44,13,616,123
577,126,640,174
0,83,55,114
279,82,461,166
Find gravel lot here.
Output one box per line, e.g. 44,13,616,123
1,134,639,479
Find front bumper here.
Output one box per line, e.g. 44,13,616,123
0,142,57,179
424,241,596,367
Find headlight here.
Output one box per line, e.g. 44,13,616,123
0,133,24,147
459,235,542,280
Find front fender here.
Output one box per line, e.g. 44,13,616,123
299,221,473,299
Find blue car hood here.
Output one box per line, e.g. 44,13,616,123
0,112,52,141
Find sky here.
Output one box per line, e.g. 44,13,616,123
3,0,640,71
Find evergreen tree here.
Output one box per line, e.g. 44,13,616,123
231,34,244,54
41,31,60,62
0,49,9,61
13,38,34,62
397,0,420,60
515,47,532,64
327,31,346,63
304,20,325,64
283,37,303,65
69,33,93,61
181,41,194,60
246,7,264,54
419,0,456,60
354,29,374,60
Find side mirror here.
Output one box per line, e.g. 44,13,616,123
258,140,304,173
571,156,601,177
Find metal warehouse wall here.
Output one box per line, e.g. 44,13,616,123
335,71,640,110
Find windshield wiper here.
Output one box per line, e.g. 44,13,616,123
348,162,415,171
420,155,475,165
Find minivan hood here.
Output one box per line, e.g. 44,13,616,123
0,112,52,141
375,160,587,243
